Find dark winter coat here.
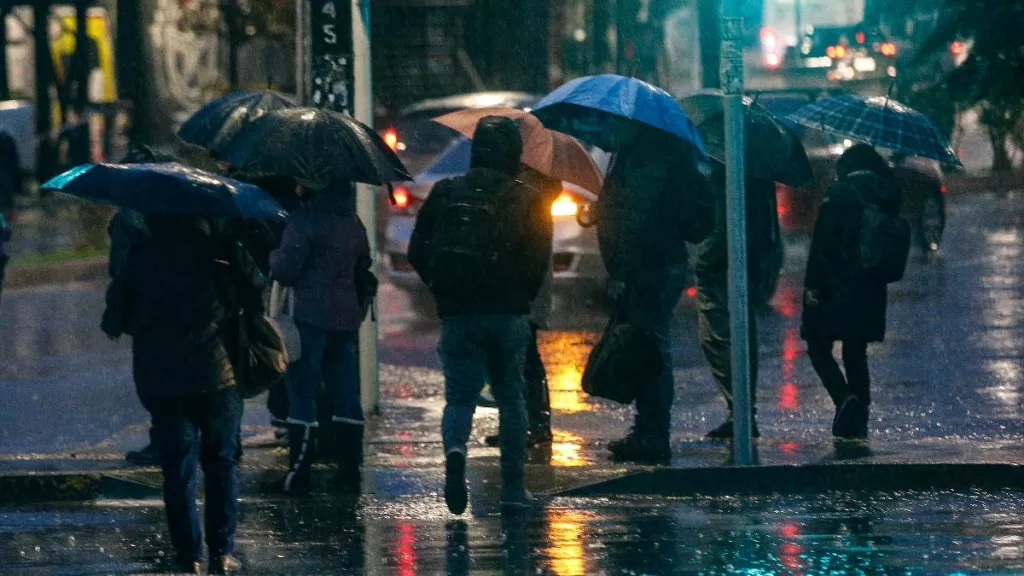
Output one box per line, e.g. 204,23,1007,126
801,170,901,343
125,216,265,398
101,209,148,337
597,133,712,283
270,190,370,332
407,118,552,319
694,165,780,285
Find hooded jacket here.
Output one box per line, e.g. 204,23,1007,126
802,157,903,344
408,117,553,318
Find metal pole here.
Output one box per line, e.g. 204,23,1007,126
721,0,753,465
352,0,378,416
0,6,10,101
295,0,309,105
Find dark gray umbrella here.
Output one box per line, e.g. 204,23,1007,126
177,90,297,153
219,108,412,186
679,91,814,187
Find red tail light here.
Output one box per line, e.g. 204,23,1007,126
950,41,964,55
391,185,411,209
686,286,698,298
855,31,866,44
940,184,948,195
384,128,399,151
760,27,777,49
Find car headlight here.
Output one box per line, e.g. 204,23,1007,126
551,192,578,217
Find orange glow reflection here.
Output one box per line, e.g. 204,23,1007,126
545,509,587,576
540,332,594,415
779,327,801,412
550,430,587,467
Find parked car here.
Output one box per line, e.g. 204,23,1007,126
759,92,948,253
381,137,609,313
379,92,542,176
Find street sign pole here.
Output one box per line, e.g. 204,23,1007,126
351,0,379,417
721,0,753,465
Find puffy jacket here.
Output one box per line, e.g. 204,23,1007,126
597,134,712,283
125,216,265,398
801,169,901,343
270,190,370,332
408,117,553,318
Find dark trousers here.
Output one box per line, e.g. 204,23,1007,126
141,387,243,563
807,338,870,407
696,275,758,414
492,324,550,433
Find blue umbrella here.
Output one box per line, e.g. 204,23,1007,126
531,74,707,156
177,90,296,153
41,163,288,221
787,94,961,166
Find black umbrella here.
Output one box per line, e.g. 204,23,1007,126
177,90,297,153
219,108,412,186
41,163,288,221
679,91,814,187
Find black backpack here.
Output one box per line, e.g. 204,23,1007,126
428,178,513,299
859,201,911,284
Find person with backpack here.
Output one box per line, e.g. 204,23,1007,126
802,144,909,439
266,181,372,495
122,214,265,574
599,127,714,464
407,117,552,513
696,166,781,439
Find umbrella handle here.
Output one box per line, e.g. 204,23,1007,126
387,183,397,206
576,202,598,228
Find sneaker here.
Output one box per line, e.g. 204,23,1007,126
171,558,201,575
500,489,535,510
608,429,671,464
444,451,468,515
832,396,865,439
705,419,762,440
477,388,498,409
125,443,160,466
209,554,242,574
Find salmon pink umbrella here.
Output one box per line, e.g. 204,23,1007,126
432,107,604,194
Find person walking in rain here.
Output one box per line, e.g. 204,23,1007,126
408,117,552,513
600,127,713,464
266,180,371,495
695,165,781,439
802,144,904,439
121,214,265,575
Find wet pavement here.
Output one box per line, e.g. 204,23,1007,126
3,490,1024,574
3,190,1024,572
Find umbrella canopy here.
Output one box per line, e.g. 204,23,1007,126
177,90,297,153
531,74,707,157
219,108,412,186
432,107,604,194
41,163,288,221
787,94,961,166
679,91,814,187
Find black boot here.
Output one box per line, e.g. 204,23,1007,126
332,419,364,493
608,427,671,464
264,423,316,495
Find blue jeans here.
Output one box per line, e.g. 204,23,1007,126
287,322,362,425
141,387,243,563
439,315,530,488
624,264,689,436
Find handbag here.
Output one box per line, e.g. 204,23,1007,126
581,295,664,404
269,280,302,362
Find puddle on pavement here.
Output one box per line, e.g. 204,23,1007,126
2,489,1024,574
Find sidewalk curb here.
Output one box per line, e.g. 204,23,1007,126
0,472,160,505
5,257,108,289
558,462,1024,497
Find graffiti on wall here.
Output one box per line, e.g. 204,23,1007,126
148,0,224,122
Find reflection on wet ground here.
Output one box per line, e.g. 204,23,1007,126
3,490,1024,574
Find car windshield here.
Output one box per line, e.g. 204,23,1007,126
392,109,463,157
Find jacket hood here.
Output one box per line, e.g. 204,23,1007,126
843,170,902,212
470,116,523,177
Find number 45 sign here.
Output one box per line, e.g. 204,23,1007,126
310,0,352,56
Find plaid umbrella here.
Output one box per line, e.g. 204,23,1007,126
787,94,961,166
